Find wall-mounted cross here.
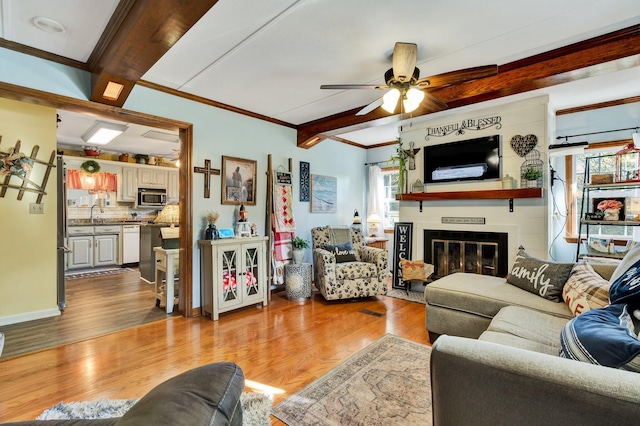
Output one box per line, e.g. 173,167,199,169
193,159,220,198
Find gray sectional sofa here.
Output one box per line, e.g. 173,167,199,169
425,271,640,425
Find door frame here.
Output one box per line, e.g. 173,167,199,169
0,81,195,317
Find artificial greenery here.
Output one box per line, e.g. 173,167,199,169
292,236,310,250
387,137,408,193
80,160,100,174
523,167,543,181
134,154,149,163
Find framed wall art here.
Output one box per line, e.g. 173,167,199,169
310,174,337,213
300,161,310,201
221,156,257,205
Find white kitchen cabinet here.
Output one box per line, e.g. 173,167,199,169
167,170,179,203
199,237,268,320
67,226,119,270
118,166,138,202
138,168,168,188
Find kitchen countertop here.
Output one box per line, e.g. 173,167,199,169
67,220,175,226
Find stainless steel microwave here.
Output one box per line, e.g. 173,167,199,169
137,187,167,208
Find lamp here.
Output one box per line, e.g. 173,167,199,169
367,213,381,237
381,89,400,113
403,88,425,113
154,204,179,226
81,121,128,145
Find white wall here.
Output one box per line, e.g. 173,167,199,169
397,96,551,267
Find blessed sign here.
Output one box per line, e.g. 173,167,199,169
424,115,502,140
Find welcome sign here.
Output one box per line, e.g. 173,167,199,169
392,222,413,289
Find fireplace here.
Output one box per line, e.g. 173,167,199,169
424,230,508,279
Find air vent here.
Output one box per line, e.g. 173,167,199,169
360,309,385,317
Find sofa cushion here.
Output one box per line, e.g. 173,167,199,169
425,273,573,320
484,306,569,355
506,250,574,302
335,262,377,279
609,257,640,306
562,263,611,316
583,256,621,281
609,242,640,284
324,242,357,263
559,304,640,372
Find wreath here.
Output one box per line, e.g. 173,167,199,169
81,160,100,174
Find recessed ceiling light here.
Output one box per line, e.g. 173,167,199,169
32,16,66,34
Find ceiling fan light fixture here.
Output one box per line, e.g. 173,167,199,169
403,88,425,113
382,89,400,113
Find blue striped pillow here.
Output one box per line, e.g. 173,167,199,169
559,304,640,372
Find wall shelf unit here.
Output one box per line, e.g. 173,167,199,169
396,187,543,212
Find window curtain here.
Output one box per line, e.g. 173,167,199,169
368,165,385,237
66,169,117,192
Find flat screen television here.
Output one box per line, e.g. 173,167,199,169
423,135,501,184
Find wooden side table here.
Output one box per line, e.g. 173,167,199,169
365,237,388,249
285,263,312,300
153,247,180,313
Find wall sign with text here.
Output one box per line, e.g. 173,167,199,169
392,222,413,289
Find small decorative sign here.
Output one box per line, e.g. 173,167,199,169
441,217,486,225
424,115,502,140
300,161,310,201
275,171,292,186
392,222,413,289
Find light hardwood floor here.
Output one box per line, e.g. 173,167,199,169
0,287,428,423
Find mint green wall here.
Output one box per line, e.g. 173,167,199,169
0,48,366,312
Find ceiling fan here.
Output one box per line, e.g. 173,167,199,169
320,42,498,116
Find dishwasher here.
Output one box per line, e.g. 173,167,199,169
122,224,141,264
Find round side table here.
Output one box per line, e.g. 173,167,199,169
285,263,312,300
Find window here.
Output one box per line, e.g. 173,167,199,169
382,168,399,229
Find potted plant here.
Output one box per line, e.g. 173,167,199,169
134,154,149,164
291,236,310,264
523,167,542,187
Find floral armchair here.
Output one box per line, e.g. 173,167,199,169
311,226,388,300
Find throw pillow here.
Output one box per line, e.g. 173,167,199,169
562,263,610,316
506,250,574,302
559,304,640,372
608,243,640,305
324,242,357,263
400,259,426,281
583,256,621,281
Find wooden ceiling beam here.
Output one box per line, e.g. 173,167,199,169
88,0,219,107
297,24,640,148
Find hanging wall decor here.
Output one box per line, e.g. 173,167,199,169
0,139,56,203
193,159,220,199
299,161,310,202
221,156,256,205
520,149,544,188
310,174,336,213
510,134,538,157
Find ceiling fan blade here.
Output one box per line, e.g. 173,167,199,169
421,91,448,112
356,97,384,116
415,65,498,89
392,42,417,82
320,84,382,90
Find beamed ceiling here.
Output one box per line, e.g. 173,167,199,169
1,0,640,149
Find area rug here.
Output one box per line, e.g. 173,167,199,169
272,334,432,425
65,267,133,280
37,392,272,425
386,288,426,304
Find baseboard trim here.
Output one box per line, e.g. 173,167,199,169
0,308,60,326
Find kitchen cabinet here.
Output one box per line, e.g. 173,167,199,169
118,166,137,202
67,226,120,270
167,170,179,203
199,237,268,320
138,168,168,188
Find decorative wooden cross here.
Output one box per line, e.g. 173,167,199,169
193,159,220,198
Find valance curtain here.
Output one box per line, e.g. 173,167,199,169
66,169,117,192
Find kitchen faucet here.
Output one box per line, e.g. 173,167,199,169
90,203,104,224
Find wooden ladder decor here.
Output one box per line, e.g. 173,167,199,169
0,137,56,203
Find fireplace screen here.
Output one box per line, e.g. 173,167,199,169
425,230,508,279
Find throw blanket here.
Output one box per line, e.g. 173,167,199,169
273,172,296,232
329,226,351,245
271,216,293,285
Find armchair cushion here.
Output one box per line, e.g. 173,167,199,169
324,242,357,263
